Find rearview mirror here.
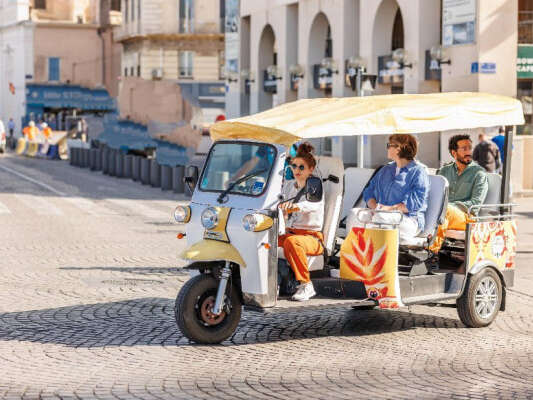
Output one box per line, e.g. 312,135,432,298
305,176,323,202
184,165,199,194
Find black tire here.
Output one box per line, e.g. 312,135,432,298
175,273,242,344
457,268,502,328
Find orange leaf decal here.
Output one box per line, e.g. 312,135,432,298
342,230,387,286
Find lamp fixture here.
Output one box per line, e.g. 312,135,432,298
240,69,255,83
226,70,239,83
289,64,304,79
320,57,339,74
392,48,413,69
430,45,451,66
266,65,282,80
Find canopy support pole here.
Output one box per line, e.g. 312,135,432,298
357,136,364,168
500,125,514,204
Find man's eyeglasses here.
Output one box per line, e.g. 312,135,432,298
386,143,399,149
290,163,306,171
457,146,472,152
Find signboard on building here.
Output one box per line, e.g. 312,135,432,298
225,0,239,75
263,70,278,93
313,65,332,90
377,55,403,85
442,0,476,46
517,45,533,79
470,62,496,74
425,50,441,81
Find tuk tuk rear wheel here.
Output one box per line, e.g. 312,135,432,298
457,268,502,328
175,273,242,344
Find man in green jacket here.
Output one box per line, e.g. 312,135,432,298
430,134,488,252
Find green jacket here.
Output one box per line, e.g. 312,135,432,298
437,161,488,212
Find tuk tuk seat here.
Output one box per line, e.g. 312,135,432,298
398,174,449,247
446,173,502,241
279,156,344,271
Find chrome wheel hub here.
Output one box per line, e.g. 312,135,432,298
474,277,498,319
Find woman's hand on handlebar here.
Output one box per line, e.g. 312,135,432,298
279,201,300,214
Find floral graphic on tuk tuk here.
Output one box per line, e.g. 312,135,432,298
340,227,402,309
468,220,517,270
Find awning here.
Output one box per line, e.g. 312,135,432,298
210,92,525,146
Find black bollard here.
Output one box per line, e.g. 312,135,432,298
173,165,185,194
115,152,124,178
108,150,116,176
140,157,151,185
150,159,161,188
161,165,173,191
132,155,140,181
123,155,133,179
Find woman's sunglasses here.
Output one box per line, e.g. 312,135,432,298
290,163,306,171
386,143,399,149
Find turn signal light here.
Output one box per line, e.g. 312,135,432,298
177,233,186,239
263,243,271,249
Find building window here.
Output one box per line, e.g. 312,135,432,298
34,0,46,10
125,0,128,22
219,0,225,33
179,51,194,78
137,65,141,77
111,0,121,11
130,66,134,76
48,57,60,81
179,0,194,33
124,67,128,77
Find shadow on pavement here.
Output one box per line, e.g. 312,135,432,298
60,266,189,276
0,297,464,348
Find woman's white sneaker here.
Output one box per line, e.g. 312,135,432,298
292,282,316,301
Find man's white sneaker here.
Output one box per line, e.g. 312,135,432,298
291,282,316,301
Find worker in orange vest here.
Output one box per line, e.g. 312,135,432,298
42,122,52,140
23,121,38,141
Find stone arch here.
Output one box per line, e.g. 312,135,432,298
372,0,405,94
257,24,276,112
307,12,332,99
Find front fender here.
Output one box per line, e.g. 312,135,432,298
180,239,246,268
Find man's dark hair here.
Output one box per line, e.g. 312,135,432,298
499,126,505,134
448,134,471,155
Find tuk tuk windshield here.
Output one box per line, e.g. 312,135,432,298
200,142,276,196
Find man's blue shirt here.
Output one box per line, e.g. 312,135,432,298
491,135,505,163
363,161,430,230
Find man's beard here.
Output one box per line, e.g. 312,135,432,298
457,155,472,165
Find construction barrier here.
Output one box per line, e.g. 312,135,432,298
161,165,173,191
26,142,39,157
140,158,151,185
173,165,185,194
15,138,27,155
150,159,161,188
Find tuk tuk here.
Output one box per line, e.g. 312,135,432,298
173,92,523,344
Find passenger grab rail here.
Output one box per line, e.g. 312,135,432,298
468,203,517,221
356,208,404,229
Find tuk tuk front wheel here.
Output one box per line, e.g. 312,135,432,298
175,273,242,344
457,268,502,328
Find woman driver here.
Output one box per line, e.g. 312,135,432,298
278,143,324,301
347,134,429,240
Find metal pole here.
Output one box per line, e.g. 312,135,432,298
357,67,364,168
500,125,514,204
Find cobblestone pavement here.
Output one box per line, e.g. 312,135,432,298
0,153,532,400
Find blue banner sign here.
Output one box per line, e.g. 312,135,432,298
26,84,115,111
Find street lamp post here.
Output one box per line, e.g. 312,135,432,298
347,56,367,168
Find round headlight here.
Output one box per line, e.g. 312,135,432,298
242,213,274,232
173,205,191,223
242,214,259,232
201,207,219,230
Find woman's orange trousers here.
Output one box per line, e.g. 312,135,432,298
278,228,323,283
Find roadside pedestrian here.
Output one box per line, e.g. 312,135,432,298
473,131,501,173
491,126,506,165
23,121,38,141
7,118,15,138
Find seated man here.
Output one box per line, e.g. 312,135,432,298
430,134,488,252
346,134,429,241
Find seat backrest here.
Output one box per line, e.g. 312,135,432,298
420,174,448,237
314,156,344,252
484,173,501,205
341,167,375,220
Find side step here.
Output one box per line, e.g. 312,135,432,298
245,297,377,314
402,293,458,305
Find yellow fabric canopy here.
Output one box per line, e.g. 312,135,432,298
210,92,524,146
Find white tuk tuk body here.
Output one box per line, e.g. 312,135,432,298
175,92,524,343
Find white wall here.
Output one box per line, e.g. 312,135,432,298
0,0,33,135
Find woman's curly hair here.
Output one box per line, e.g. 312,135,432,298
288,142,317,169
